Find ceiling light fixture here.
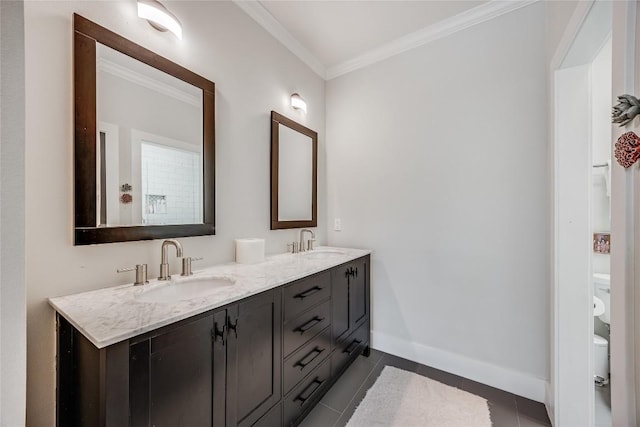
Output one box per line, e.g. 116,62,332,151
137,0,183,40
291,93,307,113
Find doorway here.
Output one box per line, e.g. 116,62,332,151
551,0,612,425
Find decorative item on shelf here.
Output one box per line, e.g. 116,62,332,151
612,94,640,126
593,233,611,254
614,131,640,168
120,183,133,204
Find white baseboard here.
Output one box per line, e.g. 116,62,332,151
371,330,547,403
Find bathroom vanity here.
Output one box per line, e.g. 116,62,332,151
50,248,371,427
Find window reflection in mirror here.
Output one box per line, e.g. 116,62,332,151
95,43,203,227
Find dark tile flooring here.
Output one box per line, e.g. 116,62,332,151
299,349,551,427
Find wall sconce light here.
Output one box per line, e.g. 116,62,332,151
137,0,183,40
291,93,307,114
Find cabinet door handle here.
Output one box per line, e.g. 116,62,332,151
294,286,322,300
227,317,238,338
343,339,362,355
345,267,358,278
295,316,325,334
294,377,325,406
213,323,226,346
294,347,325,370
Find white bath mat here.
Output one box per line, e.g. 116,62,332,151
346,366,492,427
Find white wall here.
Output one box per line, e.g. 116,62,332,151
24,1,325,425
0,1,27,425
326,3,548,401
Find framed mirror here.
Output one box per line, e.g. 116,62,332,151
74,14,215,245
270,111,317,230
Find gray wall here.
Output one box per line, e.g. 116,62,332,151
326,2,549,401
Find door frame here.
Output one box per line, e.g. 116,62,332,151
549,1,638,426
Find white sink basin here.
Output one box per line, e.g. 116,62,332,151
135,276,236,304
302,249,346,260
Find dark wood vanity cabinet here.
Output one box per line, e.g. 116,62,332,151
56,255,370,427
128,290,281,427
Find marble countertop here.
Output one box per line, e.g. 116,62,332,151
49,247,371,349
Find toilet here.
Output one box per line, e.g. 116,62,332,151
593,273,610,385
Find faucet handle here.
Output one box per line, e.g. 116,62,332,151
287,242,299,254
181,257,203,276
117,264,149,286
307,238,316,251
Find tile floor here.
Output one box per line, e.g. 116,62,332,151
300,349,551,427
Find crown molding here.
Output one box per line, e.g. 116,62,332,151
233,0,327,79
325,0,539,80
233,0,539,81
97,58,201,107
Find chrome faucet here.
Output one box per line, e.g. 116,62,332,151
299,229,316,252
159,239,183,280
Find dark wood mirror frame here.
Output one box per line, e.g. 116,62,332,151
74,14,215,245
270,111,317,230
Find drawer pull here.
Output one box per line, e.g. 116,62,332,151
294,377,325,406
343,339,362,355
295,316,325,334
294,347,325,370
294,286,323,300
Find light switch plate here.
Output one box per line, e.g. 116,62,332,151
334,218,341,231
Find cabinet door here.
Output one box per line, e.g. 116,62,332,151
227,289,282,427
349,258,367,328
332,258,369,346
130,314,214,427
331,266,350,345
212,309,228,427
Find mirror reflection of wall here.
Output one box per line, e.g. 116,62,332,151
278,124,313,221
95,43,203,227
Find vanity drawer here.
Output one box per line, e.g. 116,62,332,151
283,271,331,322
283,327,331,394
284,358,331,427
331,321,369,378
284,300,331,357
